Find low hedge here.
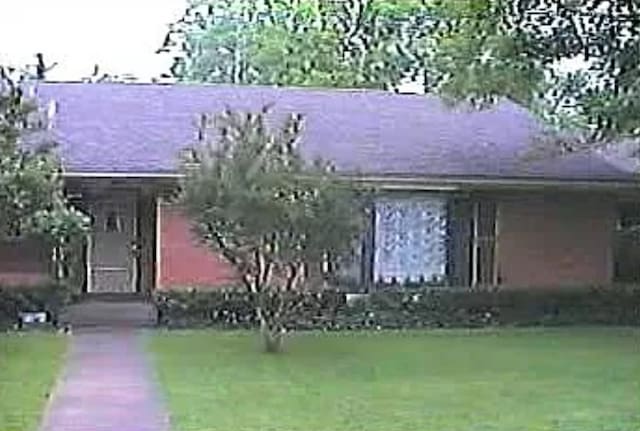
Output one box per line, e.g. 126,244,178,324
155,289,345,329
0,283,72,329
155,286,640,330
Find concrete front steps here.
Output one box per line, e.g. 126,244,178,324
60,294,158,329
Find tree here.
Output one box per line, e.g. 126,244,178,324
181,107,364,352
160,0,431,89
0,68,89,283
425,0,640,144
163,1,640,142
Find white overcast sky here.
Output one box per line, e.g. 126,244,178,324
0,0,187,81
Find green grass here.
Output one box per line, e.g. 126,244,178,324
0,333,67,431
150,328,640,431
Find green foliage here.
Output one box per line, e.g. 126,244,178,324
0,282,72,329
0,70,89,280
182,108,362,273
164,1,640,141
427,0,640,140
181,107,363,350
162,0,430,89
155,286,640,330
29,202,89,245
155,289,345,329
249,26,360,87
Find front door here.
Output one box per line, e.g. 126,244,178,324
89,199,137,293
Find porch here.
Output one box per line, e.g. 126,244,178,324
66,176,170,295
65,175,236,296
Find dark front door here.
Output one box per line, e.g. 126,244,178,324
89,199,137,293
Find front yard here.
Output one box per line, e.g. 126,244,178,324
0,334,67,431
150,328,640,431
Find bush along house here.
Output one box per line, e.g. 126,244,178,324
2,82,640,296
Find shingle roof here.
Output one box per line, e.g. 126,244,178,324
35,82,636,182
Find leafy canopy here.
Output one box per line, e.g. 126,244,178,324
181,107,363,289
181,107,363,351
426,0,640,141
162,0,640,143
0,69,89,271
160,0,430,89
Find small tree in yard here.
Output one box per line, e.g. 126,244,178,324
181,107,364,353
0,68,89,283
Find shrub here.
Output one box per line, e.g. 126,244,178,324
155,288,346,330
155,285,640,330
0,283,72,329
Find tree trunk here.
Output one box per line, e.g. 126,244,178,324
256,304,285,353
261,322,284,353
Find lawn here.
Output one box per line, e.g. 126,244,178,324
150,328,640,431
0,333,67,431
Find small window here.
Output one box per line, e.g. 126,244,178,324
614,203,640,283
104,211,121,233
473,200,497,286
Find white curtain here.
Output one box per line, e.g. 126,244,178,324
373,197,448,284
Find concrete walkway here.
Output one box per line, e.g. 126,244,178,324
40,330,170,431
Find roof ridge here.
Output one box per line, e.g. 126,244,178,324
39,80,436,99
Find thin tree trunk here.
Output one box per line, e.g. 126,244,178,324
252,286,284,353
256,303,284,353
260,318,284,353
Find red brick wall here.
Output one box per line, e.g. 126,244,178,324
158,204,238,289
0,238,51,286
496,193,615,287
157,194,618,290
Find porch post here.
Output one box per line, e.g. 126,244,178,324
362,200,376,292
155,196,162,291
471,201,479,286
86,233,92,293
493,203,501,285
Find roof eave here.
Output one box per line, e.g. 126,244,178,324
348,174,640,192
63,171,183,179
62,170,640,191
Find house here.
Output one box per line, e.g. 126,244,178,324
1,82,639,293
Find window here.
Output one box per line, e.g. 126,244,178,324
373,197,448,285
352,196,497,289
614,202,640,282
473,201,497,286
446,198,497,287
104,211,121,233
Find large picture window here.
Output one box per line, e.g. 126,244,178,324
332,195,497,289
373,197,448,284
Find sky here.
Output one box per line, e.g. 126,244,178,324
0,0,186,81
3,1,580,91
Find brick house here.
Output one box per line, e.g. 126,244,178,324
1,82,639,292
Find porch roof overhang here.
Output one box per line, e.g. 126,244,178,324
62,170,640,195
63,171,183,179
354,174,640,192
63,172,181,200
